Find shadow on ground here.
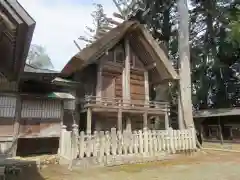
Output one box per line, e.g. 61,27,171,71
0,158,44,180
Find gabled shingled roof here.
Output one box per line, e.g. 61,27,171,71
61,20,178,81
0,0,35,81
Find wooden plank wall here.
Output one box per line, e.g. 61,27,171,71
130,51,146,104
102,70,122,99
100,44,124,99
98,42,147,104
20,99,62,138
130,70,145,103
0,77,17,137
0,96,16,136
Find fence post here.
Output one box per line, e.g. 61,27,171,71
152,130,158,153
156,131,162,151
105,131,110,156
79,131,85,158
122,130,128,155
133,130,138,153
93,131,99,157
173,130,177,153
71,124,79,159
117,130,123,155
143,128,149,155
59,125,67,157
169,128,175,153
148,130,153,155
128,131,133,154
99,131,105,162
85,134,92,157
191,128,197,150
176,130,181,151
111,128,117,156
138,130,143,154
184,130,188,152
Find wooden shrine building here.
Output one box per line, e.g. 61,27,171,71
0,1,78,156
194,108,240,143
0,64,79,156
61,20,179,134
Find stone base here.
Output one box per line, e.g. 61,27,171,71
71,152,169,169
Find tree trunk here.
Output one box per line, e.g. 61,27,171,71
177,0,194,129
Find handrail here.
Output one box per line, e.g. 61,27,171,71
78,95,169,110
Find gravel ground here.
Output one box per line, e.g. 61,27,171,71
12,150,240,180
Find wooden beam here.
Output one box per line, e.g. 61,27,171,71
86,108,92,134
0,12,16,30
146,63,156,70
124,38,131,102
165,104,169,129
91,107,165,115
144,71,149,106
139,27,179,80
143,112,148,129
117,108,122,131
96,63,103,98
12,95,22,156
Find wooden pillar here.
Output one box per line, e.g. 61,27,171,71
165,104,170,129
96,63,102,98
165,105,169,129
12,95,22,156
124,38,131,104
117,109,122,131
86,108,92,134
143,112,148,129
144,71,149,106
218,117,224,144
72,97,78,126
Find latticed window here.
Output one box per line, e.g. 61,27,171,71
0,96,16,117
21,99,61,118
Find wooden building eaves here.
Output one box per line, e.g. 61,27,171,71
20,92,75,100
21,64,59,82
0,0,36,81
24,64,59,73
51,77,82,87
194,108,240,118
22,64,80,88
61,20,179,81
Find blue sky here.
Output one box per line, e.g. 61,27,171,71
18,0,117,71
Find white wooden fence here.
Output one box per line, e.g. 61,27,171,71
59,127,197,167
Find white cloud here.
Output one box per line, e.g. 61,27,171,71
18,0,117,71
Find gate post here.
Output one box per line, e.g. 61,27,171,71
59,125,67,157
71,124,79,159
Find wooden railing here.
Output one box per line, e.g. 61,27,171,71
79,95,169,111
60,128,197,168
